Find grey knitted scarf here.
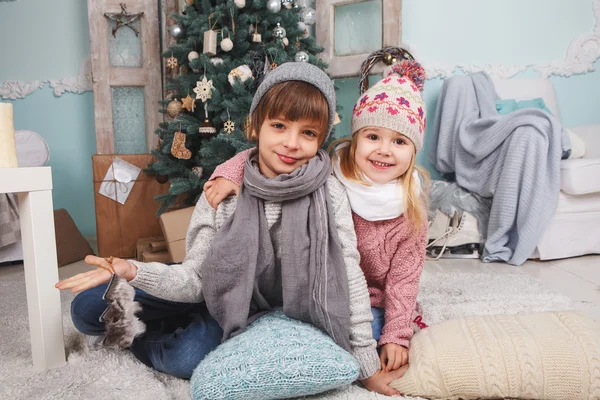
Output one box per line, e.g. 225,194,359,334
202,149,352,351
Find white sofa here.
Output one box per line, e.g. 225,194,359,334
493,78,600,260
0,130,50,264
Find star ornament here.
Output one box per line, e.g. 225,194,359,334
193,76,214,102
181,94,195,112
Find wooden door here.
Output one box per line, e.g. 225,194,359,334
88,0,162,154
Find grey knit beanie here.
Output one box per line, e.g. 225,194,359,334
250,62,337,139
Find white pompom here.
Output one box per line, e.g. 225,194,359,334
188,51,199,62
234,0,246,7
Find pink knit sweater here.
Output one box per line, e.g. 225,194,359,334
209,149,427,348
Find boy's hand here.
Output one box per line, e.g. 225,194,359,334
380,343,409,372
203,178,240,209
55,255,137,293
360,366,408,396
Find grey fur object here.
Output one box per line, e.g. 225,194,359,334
100,275,146,348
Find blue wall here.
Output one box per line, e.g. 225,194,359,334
0,0,96,237
2,0,599,235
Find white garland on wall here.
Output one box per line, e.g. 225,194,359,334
420,0,600,80
0,56,92,100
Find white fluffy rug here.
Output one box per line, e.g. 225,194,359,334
0,268,574,400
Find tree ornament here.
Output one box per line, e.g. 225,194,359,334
273,23,286,39
220,31,234,52
282,0,294,9
300,7,316,25
188,51,199,62
203,31,217,55
203,15,219,56
171,131,192,159
228,65,254,86
156,174,169,184
192,166,204,178
181,94,196,112
198,119,217,138
282,37,289,47
194,75,214,102
185,0,194,4
251,23,261,42
234,0,245,8
168,24,185,39
223,109,235,134
271,62,278,70
295,51,309,63
166,55,178,69
167,100,183,117
266,0,281,13
223,120,235,134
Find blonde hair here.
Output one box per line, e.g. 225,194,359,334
246,80,329,146
329,133,430,231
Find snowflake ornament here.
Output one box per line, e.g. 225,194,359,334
167,56,178,69
223,120,235,134
194,76,214,102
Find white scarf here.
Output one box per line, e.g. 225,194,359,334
332,151,419,222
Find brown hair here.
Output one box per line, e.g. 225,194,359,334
329,132,430,231
246,80,329,145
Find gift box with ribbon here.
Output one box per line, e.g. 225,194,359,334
93,154,170,258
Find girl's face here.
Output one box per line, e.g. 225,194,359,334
354,126,415,184
255,116,323,178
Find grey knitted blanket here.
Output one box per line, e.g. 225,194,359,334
428,73,569,265
0,193,20,248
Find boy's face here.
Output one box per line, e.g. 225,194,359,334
255,116,324,178
354,126,415,184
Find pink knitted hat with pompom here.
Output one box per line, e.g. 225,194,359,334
351,60,426,151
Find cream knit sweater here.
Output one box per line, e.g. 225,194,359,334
129,175,380,379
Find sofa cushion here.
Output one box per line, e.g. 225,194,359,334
561,158,600,195
190,311,359,400
492,78,560,120
391,311,600,400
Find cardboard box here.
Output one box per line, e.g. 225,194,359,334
135,236,165,261
54,208,95,267
92,154,170,258
159,206,195,263
141,249,171,263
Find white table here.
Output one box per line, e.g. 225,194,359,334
0,167,66,370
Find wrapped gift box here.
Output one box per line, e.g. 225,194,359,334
93,154,169,258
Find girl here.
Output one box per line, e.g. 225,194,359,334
205,60,430,375
56,62,404,395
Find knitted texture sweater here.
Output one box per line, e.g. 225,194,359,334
129,174,380,379
210,149,427,348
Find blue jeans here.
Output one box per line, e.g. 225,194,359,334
70,283,223,379
371,307,385,342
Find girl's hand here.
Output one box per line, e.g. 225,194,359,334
380,343,409,372
360,366,408,396
203,178,240,209
55,255,137,293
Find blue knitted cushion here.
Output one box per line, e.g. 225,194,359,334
190,311,359,400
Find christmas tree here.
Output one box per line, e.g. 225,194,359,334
149,0,324,214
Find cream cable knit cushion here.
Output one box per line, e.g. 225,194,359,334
391,311,600,400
